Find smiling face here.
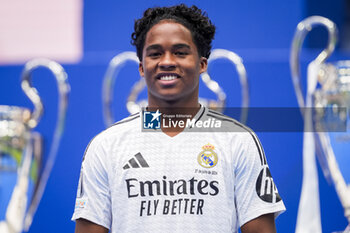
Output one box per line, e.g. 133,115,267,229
139,20,207,108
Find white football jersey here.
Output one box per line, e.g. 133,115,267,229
72,106,285,232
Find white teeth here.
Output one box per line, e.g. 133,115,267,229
160,75,177,81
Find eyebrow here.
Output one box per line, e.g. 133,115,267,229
173,43,191,50
145,44,162,52
145,43,191,52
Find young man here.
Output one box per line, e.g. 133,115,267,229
72,4,285,233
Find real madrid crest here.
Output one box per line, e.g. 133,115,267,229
197,143,218,168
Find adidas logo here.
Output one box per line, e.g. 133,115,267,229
123,152,149,170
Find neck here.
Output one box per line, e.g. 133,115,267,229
147,97,200,115
147,98,201,137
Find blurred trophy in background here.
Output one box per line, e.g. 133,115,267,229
291,16,350,232
102,49,249,127
0,59,70,233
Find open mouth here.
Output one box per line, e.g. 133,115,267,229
156,73,181,81
160,75,177,81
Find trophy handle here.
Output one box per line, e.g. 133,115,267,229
202,49,249,123
102,51,140,127
290,16,337,109
20,58,70,230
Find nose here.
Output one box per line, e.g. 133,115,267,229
159,52,176,70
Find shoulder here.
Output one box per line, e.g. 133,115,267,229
98,112,140,138
205,108,266,162
109,111,140,128
84,112,141,153
205,108,254,135
108,112,140,129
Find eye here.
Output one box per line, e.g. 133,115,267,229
174,51,188,56
148,52,161,58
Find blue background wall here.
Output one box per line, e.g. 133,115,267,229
0,0,349,232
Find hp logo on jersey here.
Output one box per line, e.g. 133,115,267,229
143,110,161,129
255,165,281,203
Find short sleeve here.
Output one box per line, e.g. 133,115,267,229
233,132,285,227
71,135,112,230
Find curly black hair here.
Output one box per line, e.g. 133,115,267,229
131,4,216,61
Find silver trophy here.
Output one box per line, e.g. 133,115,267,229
291,16,350,232
102,49,249,127
0,59,70,233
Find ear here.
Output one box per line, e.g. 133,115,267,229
139,61,144,77
199,57,208,74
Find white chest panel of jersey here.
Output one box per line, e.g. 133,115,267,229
72,107,285,233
